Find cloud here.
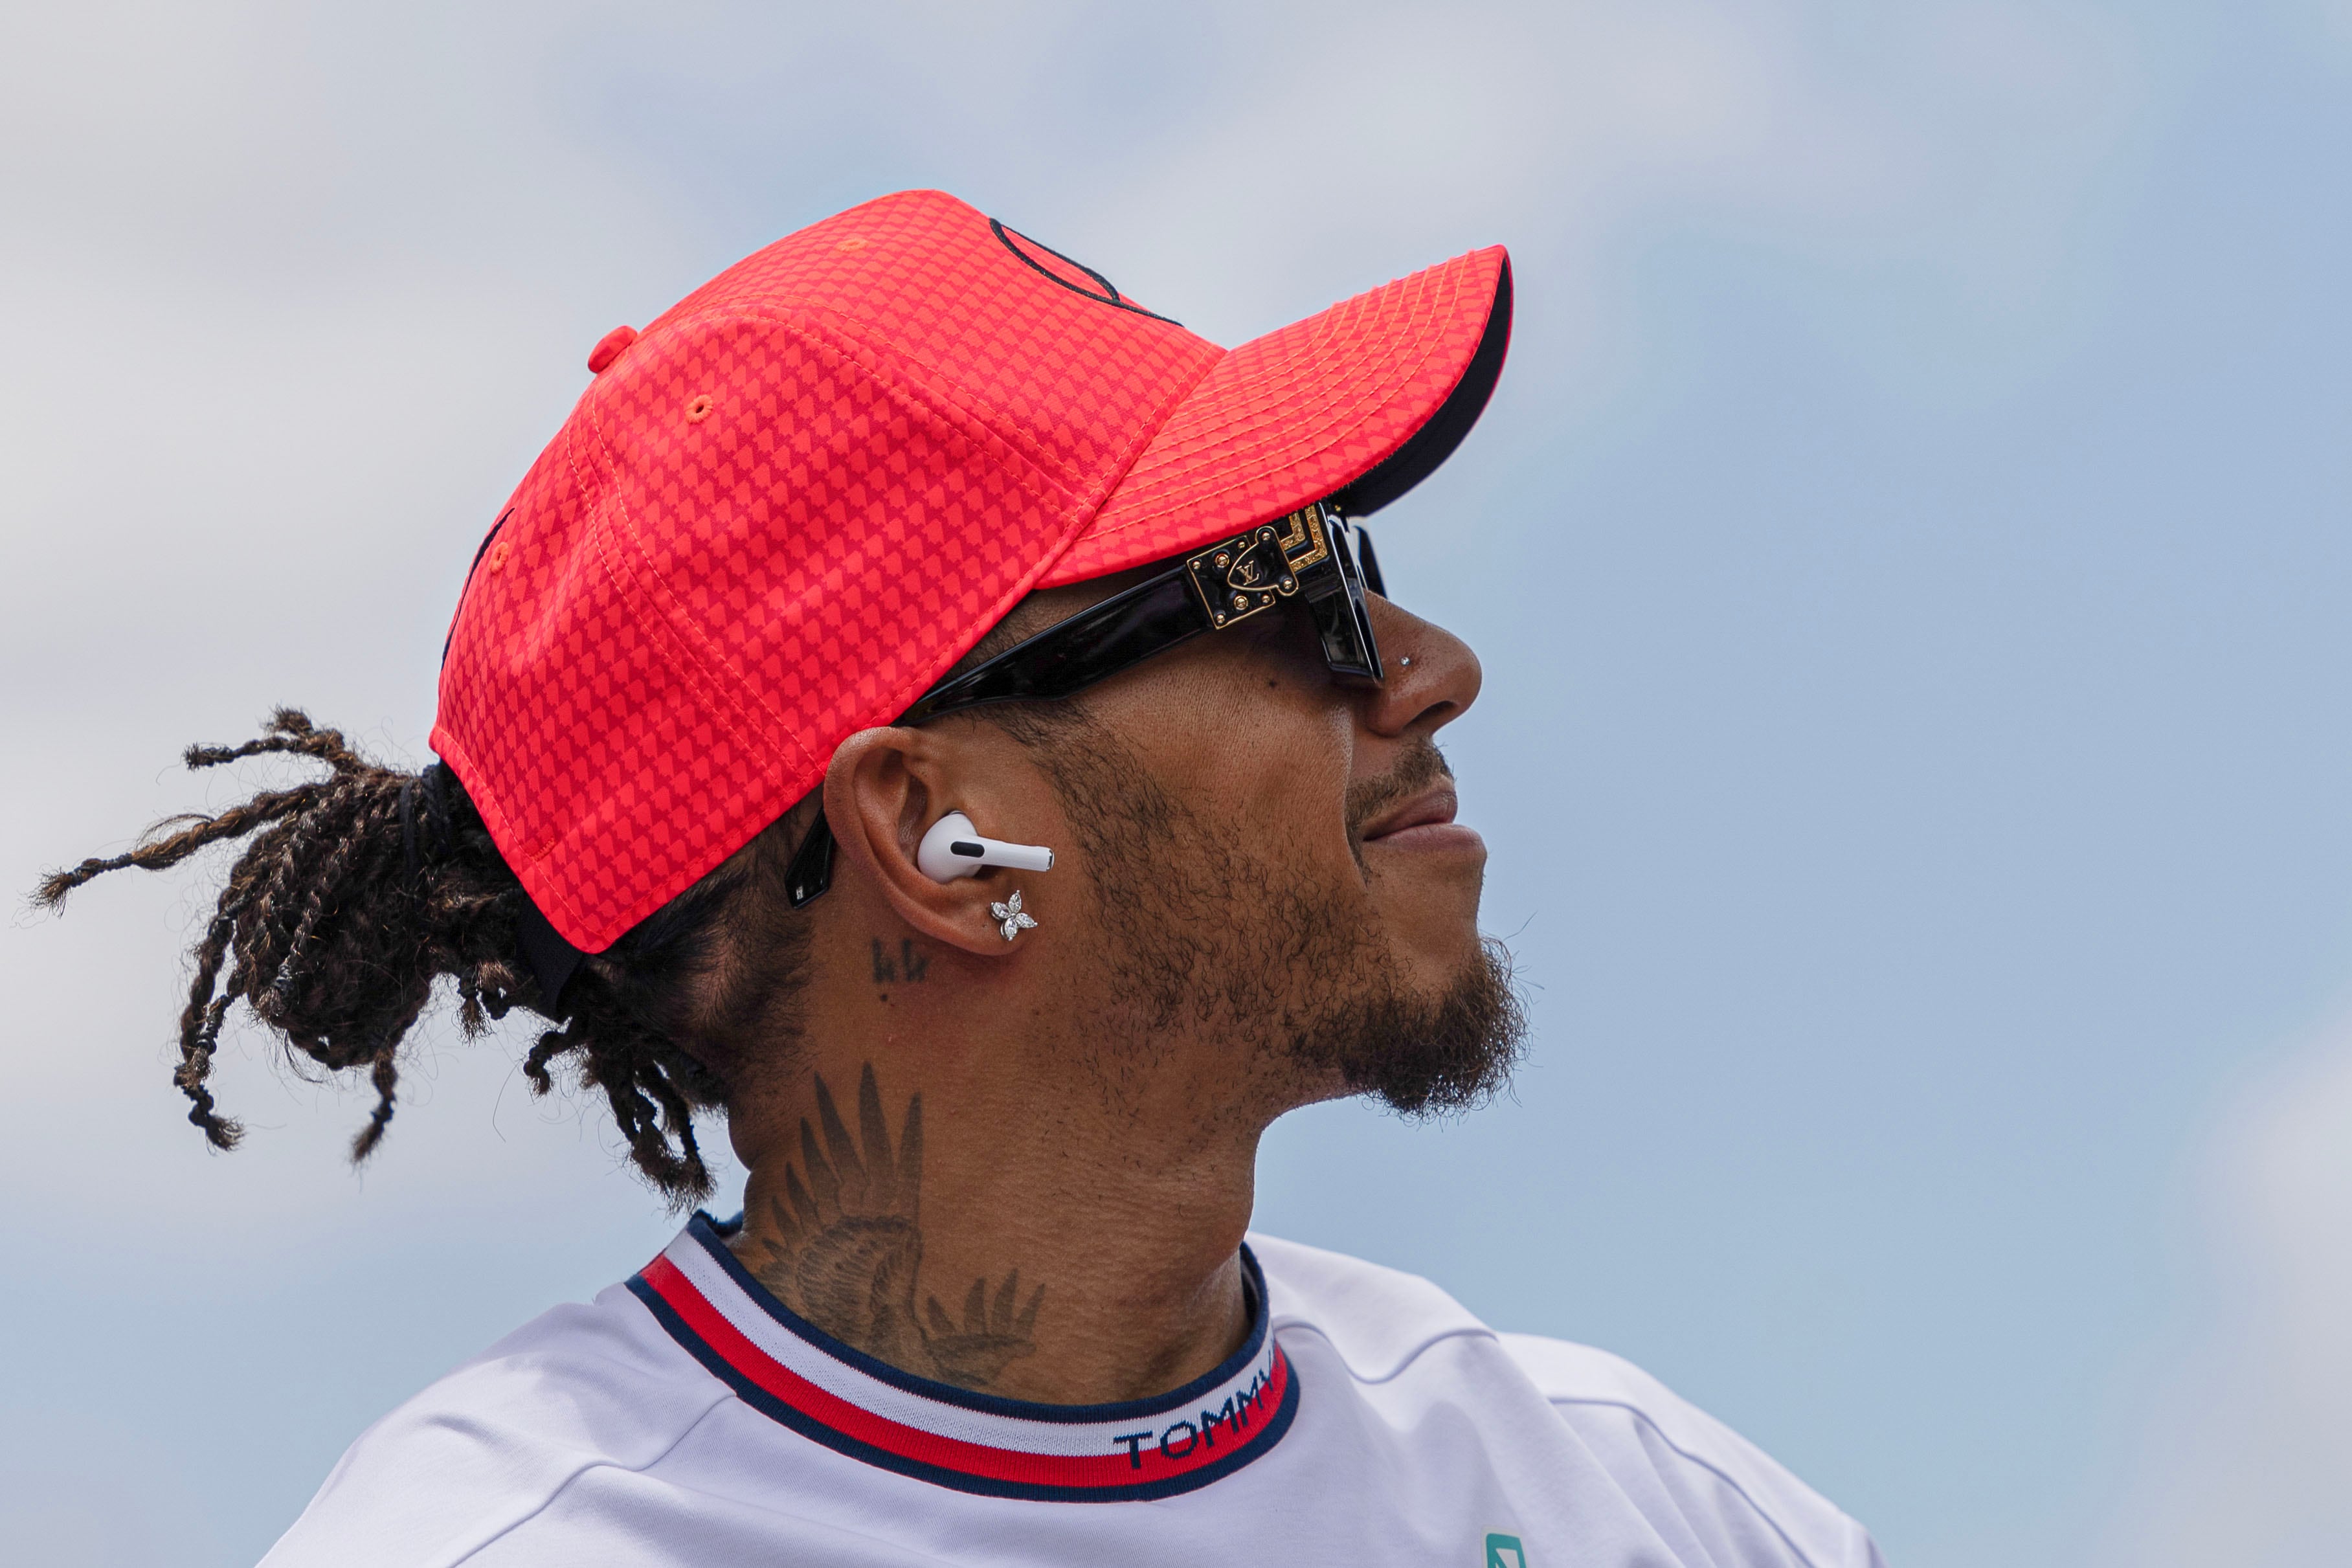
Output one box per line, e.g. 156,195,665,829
1075,0,2134,314
2100,1019,2352,1565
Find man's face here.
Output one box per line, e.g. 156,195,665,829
994,581,1523,1118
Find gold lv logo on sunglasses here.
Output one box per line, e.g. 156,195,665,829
1184,502,1339,629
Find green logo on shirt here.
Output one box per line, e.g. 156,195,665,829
1484,1534,1527,1568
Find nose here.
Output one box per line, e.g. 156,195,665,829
1360,596,1481,739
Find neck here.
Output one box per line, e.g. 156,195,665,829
724,947,1268,1403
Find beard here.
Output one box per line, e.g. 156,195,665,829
1286,931,1525,1115
1005,710,1527,1117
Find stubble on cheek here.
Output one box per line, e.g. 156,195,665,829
1005,707,1354,1044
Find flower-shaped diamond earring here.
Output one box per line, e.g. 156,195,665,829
990,890,1038,942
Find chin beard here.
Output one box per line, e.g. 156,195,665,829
1293,935,1527,1116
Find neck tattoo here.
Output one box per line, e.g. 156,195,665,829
735,1062,1046,1391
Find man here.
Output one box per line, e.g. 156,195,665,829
44,190,1881,1565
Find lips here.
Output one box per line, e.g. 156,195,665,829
1360,784,1462,842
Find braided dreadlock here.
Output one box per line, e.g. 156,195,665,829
34,709,813,1205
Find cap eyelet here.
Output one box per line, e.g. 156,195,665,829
487,541,511,573
686,394,713,423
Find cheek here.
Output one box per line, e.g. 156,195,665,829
1191,702,1358,880
1090,636,1358,882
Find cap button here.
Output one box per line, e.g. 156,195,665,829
587,325,638,374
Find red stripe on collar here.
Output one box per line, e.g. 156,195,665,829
628,1225,1299,1503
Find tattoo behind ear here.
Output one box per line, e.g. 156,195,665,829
871,938,930,986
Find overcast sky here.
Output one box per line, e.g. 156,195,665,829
5,3,2351,1565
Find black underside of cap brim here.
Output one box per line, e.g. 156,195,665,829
1332,258,1514,518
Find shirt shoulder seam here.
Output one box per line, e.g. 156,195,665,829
434,1389,737,1565
1279,1317,1848,1568
1547,1394,1839,1568
1270,1318,1499,1385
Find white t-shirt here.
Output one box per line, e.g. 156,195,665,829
263,1217,1883,1567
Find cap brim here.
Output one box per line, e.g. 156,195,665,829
1040,245,1512,588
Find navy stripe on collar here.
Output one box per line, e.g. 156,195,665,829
628,1214,1297,1502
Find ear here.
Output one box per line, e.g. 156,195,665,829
823,726,1038,959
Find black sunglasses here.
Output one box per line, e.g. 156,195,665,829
785,498,1388,905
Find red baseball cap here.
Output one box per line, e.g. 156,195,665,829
434,189,1510,952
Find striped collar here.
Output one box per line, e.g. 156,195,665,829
629,1215,1299,1502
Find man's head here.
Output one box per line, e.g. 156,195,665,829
39,188,1522,1201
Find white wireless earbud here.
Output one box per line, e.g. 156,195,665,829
916,811,1055,883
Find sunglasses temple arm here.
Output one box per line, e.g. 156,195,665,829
1352,524,1386,598
901,568,1207,724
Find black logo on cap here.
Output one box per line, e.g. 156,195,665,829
991,218,1182,326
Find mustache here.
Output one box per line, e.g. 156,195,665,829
1344,738,1454,844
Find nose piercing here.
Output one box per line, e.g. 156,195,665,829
1398,655,1414,668
989,890,1038,942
